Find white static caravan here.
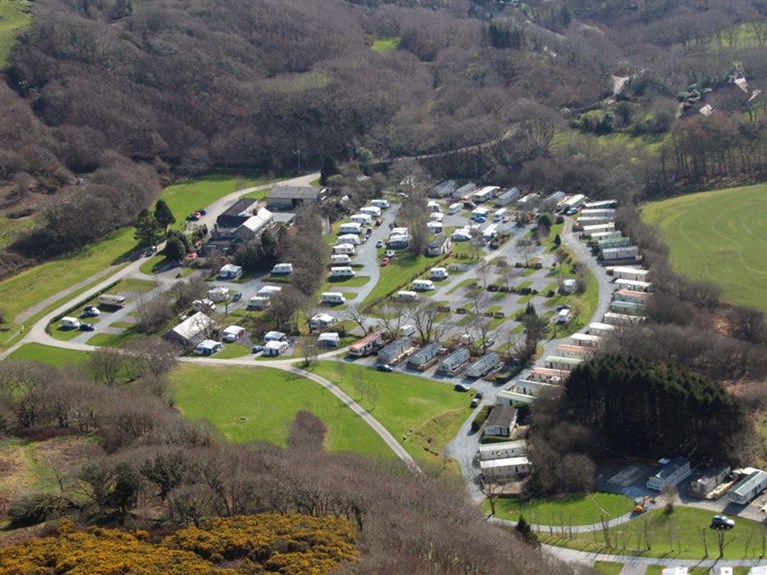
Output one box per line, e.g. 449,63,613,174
371,199,390,209
580,223,616,237
332,243,356,256
543,355,583,371
321,292,346,305
597,237,632,250
348,332,383,357
610,300,646,316
329,254,352,266
329,266,356,278
207,287,231,302
466,352,501,379
60,317,81,329
496,380,558,405
377,337,414,364
587,322,616,336
350,213,373,225
611,266,650,282
257,285,282,299
589,230,623,242
427,221,443,234
473,186,499,203
387,235,410,249
493,208,507,222
563,193,587,210
271,263,294,275
430,267,449,280
427,200,442,213
448,202,462,215
495,187,520,207
614,289,650,305
479,440,528,461
437,347,470,374
603,312,643,326
98,294,126,307
407,341,442,369
581,208,616,218
601,246,640,262
555,343,594,359
528,366,569,384
451,228,473,242
479,456,531,480
584,199,617,209
336,233,361,246
395,290,419,302
263,340,289,357
412,279,435,291
571,333,602,347
482,223,499,242
339,222,363,235
248,296,271,310
647,458,692,491
579,216,615,226
615,278,652,292
359,205,382,217
729,470,767,505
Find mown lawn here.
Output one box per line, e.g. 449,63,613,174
215,343,252,359
0,0,31,69
6,343,91,368
160,174,262,226
307,361,468,469
543,507,767,560
172,364,394,459
592,561,624,575
642,184,767,313
363,252,439,306
371,37,401,53
488,492,632,526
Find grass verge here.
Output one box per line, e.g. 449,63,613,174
488,492,632,526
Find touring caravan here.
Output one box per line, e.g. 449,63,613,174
336,234,361,246
448,202,462,215
339,222,363,235
395,290,419,302
329,254,352,266
271,263,294,275
332,243,356,255
430,267,449,280
494,208,507,222
412,279,435,291
321,292,346,305
60,317,81,329
248,296,271,310
350,213,373,225
329,266,356,278
371,199,390,209
98,294,126,307
359,206,382,217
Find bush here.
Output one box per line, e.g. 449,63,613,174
471,406,492,433
8,492,68,527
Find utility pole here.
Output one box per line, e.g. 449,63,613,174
294,148,302,173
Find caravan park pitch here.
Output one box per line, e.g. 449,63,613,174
642,184,767,313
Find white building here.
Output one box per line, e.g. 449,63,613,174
646,458,692,492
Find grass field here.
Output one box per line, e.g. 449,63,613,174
371,37,401,53
160,174,262,226
171,364,394,459
543,507,767,560
488,492,632,526
6,343,91,368
0,0,30,68
642,184,767,313
592,561,623,575
307,361,467,469
362,252,439,307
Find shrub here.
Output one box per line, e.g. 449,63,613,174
470,406,492,433
8,492,68,528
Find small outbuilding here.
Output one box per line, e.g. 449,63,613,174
427,233,452,256
483,405,518,438
164,312,214,348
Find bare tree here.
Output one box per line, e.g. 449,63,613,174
124,337,178,378
88,348,124,386
476,260,492,290
297,336,318,367
408,300,447,343
345,304,369,335
372,303,407,339
516,238,535,267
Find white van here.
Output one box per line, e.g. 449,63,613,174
329,254,352,266
332,243,356,255
396,290,419,302
329,266,356,278
371,199,390,209
412,279,435,291
359,206,382,217
98,294,126,307
60,316,81,329
430,267,449,280
271,263,293,275
448,202,462,215
350,213,373,225
321,292,346,305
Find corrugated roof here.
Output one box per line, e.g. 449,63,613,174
269,185,323,200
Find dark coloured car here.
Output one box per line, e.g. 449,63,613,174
251,345,264,354
79,323,95,331
198,209,207,215
475,391,484,400
376,363,394,372
454,383,470,392
711,515,735,530
232,292,242,302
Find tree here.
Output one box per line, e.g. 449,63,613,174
408,300,448,343
88,348,124,386
515,238,535,267
164,236,186,262
515,515,539,548
319,156,338,186
553,234,561,248
345,304,369,335
134,209,162,247
154,199,176,229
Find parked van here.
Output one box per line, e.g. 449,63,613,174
395,290,419,302
350,213,373,225
98,294,126,307
430,267,449,280
412,279,435,291
359,206,382,217
329,266,356,278
332,243,356,255
321,292,346,305
271,263,294,275
448,202,462,215
371,199,390,209
329,254,352,266
60,316,81,329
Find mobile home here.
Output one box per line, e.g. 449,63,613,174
496,380,558,405
207,287,230,302
371,199,390,209
615,278,652,292
248,296,271,310
263,340,289,357
395,290,419,302
647,458,692,491
339,222,363,235
541,190,566,212
264,330,287,342
350,213,373,225
610,300,646,316
271,262,294,275
194,340,223,356
321,292,346,305
562,193,587,211
412,279,435,291
466,352,501,379
603,312,643,325
729,470,767,504
584,199,617,209
407,341,442,369
329,254,352,266
611,266,650,281
495,187,520,207
613,289,650,304
256,285,282,299
348,331,383,357
309,312,337,330
329,266,356,278
482,223,499,242
601,246,640,262
579,215,615,226
437,347,470,374
377,337,414,364
359,206,382,217
479,456,531,480
528,366,569,383
597,237,631,250
580,223,615,237
427,200,442,213
454,182,477,200
571,333,602,347
332,243,356,255
588,230,623,242
555,343,593,359
473,186,499,203
587,322,616,336
479,440,528,461
543,355,583,371
581,208,616,218
317,332,340,347
430,267,449,280
98,294,126,307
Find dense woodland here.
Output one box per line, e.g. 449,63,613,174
0,0,766,277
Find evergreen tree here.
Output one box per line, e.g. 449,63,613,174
553,234,561,248
319,156,338,186
261,229,278,264
134,209,162,246
164,237,186,262
154,199,176,229
515,515,539,548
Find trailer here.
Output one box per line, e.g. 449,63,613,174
321,292,346,305
377,337,414,364
472,186,499,203
601,246,640,262
427,221,443,234
412,279,435,291
454,182,477,200
581,208,616,218
329,254,352,266
583,199,617,209
350,213,373,225
395,290,419,302
336,233,361,246
339,222,363,235
580,223,616,237
437,347,470,374
448,202,462,214
496,380,558,405
571,333,602,347
430,267,449,280
579,215,615,226
371,199,390,209
615,278,652,292
407,341,442,369
588,230,623,242
528,366,569,383
332,243,356,255
471,207,491,221
98,294,126,307
543,355,583,371
348,332,383,357
466,352,501,379
271,263,294,275
482,223,499,242
555,343,594,359
611,266,650,281
257,285,282,298
248,296,271,310
329,266,356,278
493,208,508,222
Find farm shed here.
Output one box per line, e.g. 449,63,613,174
483,405,518,438
164,312,214,348
407,341,442,369
218,264,243,280
437,347,470,374
267,185,325,211
348,332,383,357
478,440,527,461
377,337,414,364
728,469,767,505
465,352,501,379
215,198,256,230
646,457,692,491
